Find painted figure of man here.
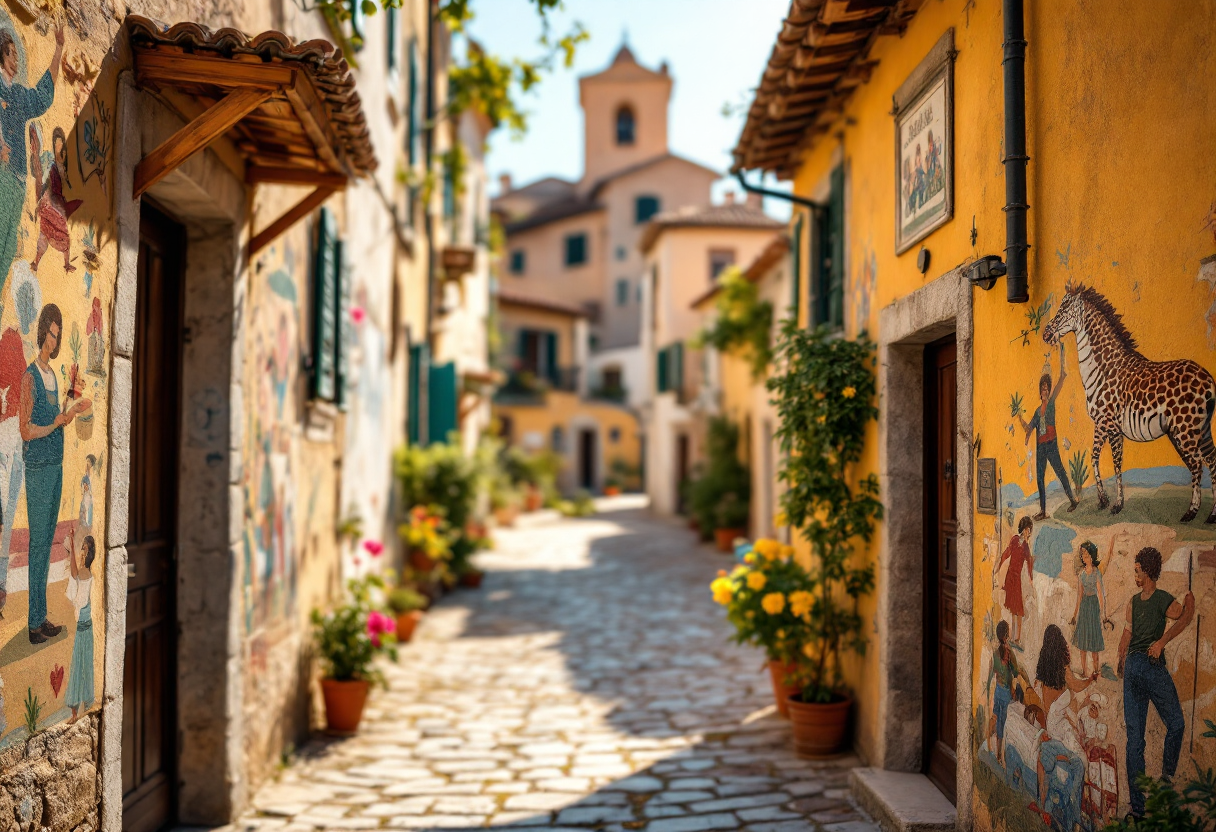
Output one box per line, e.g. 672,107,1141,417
20,304,87,643
1018,344,1078,519
0,23,64,288
1117,546,1195,823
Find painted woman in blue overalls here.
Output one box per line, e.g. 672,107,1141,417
20,304,85,644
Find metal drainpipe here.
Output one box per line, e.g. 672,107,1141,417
734,172,825,317
1002,0,1030,303
424,3,437,350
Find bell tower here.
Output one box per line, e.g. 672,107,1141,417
578,42,673,187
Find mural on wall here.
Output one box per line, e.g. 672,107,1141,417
974,283,1216,830
0,10,113,747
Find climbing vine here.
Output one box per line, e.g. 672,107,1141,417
692,267,773,380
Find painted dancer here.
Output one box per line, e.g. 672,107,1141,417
998,515,1035,649
1117,546,1194,823
1018,343,1079,520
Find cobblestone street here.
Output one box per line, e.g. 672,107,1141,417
238,498,877,832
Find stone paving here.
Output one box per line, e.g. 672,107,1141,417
236,497,878,832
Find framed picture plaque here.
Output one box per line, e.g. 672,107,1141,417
893,29,955,254
977,457,998,515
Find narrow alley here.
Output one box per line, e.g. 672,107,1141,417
236,498,876,832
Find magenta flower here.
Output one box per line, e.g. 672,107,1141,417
351,306,366,324
367,610,396,647
363,539,384,557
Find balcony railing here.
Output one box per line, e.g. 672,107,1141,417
495,367,580,402
588,385,628,403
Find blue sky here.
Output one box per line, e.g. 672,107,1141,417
463,0,793,210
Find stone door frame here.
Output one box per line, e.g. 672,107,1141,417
875,267,975,827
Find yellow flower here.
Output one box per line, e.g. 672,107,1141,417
711,577,734,605
773,511,788,528
776,629,785,639
730,565,747,578
789,590,814,618
746,571,767,591
746,610,755,619
761,592,786,615
817,414,827,424
743,552,756,565
803,642,816,659
779,544,795,561
754,539,781,560
842,386,857,399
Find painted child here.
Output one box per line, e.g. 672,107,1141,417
63,526,95,723
985,619,1029,765
998,515,1035,648
1069,540,1111,677
78,454,94,539
28,124,82,272
1018,344,1078,520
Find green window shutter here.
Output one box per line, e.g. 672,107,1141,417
827,164,845,329
671,342,684,395
791,214,803,323
386,5,399,72
544,331,558,384
408,343,430,445
335,242,353,410
427,361,458,445
312,207,338,401
656,346,669,393
407,40,421,166
348,0,365,50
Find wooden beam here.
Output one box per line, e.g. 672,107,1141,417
133,49,295,91
249,185,336,256
134,87,273,198
246,166,348,189
284,74,347,176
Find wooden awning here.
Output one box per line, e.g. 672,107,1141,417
125,16,378,254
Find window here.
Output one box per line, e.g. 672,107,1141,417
616,105,635,145
312,207,352,405
615,245,627,261
509,249,526,275
551,425,565,453
564,233,588,267
609,427,621,443
407,40,422,166
655,342,684,394
385,4,399,72
811,165,845,329
615,279,630,306
518,328,558,382
709,249,736,281
635,195,660,224
499,414,514,443
603,367,622,391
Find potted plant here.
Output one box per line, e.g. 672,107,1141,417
386,586,427,643
457,563,485,588
602,475,622,497
312,576,398,734
767,322,881,757
710,537,804,717
400,505,453,573
713,491,750,552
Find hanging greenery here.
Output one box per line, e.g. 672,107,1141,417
692,267,773,380
767,321,882,703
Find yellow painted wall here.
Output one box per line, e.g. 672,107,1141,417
785,0,1216,824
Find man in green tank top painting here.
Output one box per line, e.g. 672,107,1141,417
1116,546,1194,823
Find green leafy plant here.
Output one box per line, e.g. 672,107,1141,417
395,440,480,538
336,508,364,544
1010,294,1054,346
1102,773,1213,831
1069,449,1090,495
23,687,41,735
311,575,398,686
1009,391,1025,420
557,491,596,518
767,322,881,703
610,457,641,492
386,586,427,615
687,416,751,535
692,267,774,379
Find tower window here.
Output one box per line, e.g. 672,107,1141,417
509,249,526,275
616,106,635,145
564,233,588,267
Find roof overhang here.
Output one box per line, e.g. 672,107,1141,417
731,0,924,178
126,16,377,255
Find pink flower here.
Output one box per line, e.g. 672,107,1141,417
367,610,395,647
363,540,384,557
351,306,366,324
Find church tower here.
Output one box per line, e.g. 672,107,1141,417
578,42,673,187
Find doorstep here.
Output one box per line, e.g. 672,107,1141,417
850,768,956,832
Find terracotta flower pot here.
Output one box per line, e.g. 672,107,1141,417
409,549,438,572
524,490,543,512
460,570,484,589
395,610,424,643
321,678,370,734
714,527,745,552
604,486,621,496
787,693,851,758
768,660,800,719
494,505,518,527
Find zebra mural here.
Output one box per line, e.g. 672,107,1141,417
1041,283,1216,523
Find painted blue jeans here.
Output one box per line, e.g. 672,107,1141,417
1124,651,1185,815
1036,439,1074,513
25,462,61,630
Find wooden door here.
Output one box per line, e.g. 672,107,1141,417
924,337,957,803
123,205,184,832
578,428,596,490
675,433,690,513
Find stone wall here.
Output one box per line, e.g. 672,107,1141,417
0,716,98,832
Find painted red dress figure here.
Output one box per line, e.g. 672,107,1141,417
29,125,82,273
998,515,1035,648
